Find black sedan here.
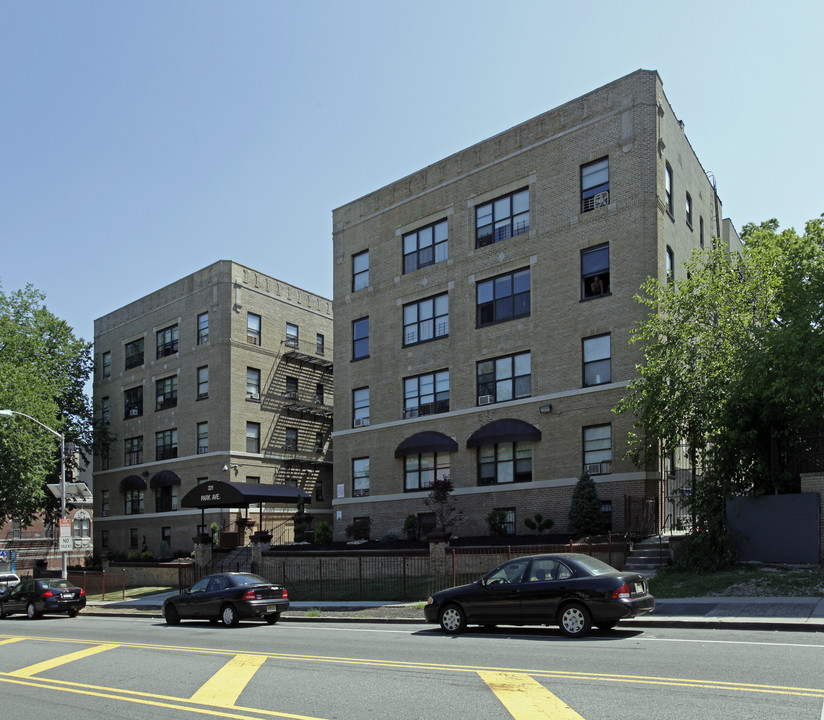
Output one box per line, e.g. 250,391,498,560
163,572,289,627
0,578,86,619
424,553,654,638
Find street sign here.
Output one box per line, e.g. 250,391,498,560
59,536,73,551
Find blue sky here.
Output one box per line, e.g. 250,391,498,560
1,0,821,347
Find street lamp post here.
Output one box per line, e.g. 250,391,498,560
0,409,68,579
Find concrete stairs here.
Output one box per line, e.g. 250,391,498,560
623,535,671,575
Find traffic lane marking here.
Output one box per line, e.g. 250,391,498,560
480,671,586,720
190,653,268,706
8,643,118,678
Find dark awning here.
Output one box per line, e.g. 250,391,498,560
180,480,309,509
150,470,181,489
466,418,542,448
395,431,459,458
120,475,147,491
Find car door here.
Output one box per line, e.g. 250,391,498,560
175,577,211,618
202,575,230,616
6,580,33,614
469,558,530,625
519,558,567,624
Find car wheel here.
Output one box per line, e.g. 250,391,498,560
264,612,280,625
67,608,79,618
558,602,592,638
438,604,467,634
164,604,181,626
221,604,239,627
26,603,39,620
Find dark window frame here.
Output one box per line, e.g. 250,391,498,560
581,243,610,299
403,293,449,346
197,312,209,345
124,436,143,466
476,351,531,405
475,188,530,247
403,219,448,274
583,334,611,387
404,452,450,492
476,268,531,327
124,386,143,419
581,157,609,213
155,428,178,461
477,442,533,485
155,375,178,411
156,324,179,359
247,313,261,345
352,250,369,292
352,317,369,360
125,337,144,370
404,370,449,418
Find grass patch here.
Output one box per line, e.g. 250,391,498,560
649,564,824,599
83,586,176,603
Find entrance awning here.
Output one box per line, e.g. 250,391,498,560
150,470,182,488
394,431,459,458
180,480,309,509
466,418,542,447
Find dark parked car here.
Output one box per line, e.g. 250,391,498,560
163,572,289,627
0,578,86,619
424,553,655,638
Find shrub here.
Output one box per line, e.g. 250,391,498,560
486,509,509,536
567,470,604,538
313,521,333,545
345,517,371,541
524,513,555,534
402,514,420,541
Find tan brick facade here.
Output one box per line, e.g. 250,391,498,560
93,261,333,557
331,70,739,541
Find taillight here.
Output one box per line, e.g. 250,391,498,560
612,583,631,600
79,589,85,597
282,589,288,599
242,590,257,601
41,590,54,598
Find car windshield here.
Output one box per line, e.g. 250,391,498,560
572,555,618,576
232,574,269,586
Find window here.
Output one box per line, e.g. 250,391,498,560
285,376,298,399
124,386,143,419
315,383,325,405
583,335,611,386
666,246,675,284
101,529,109,549
247,367,261,400
403,293,448,345
125,489,144,515
352,317,369,360
197,422,208,454
352,458,370,497
155,375,178,411
685,192,693,228
246,422,260,454
353,387,370,427
285,427,298,451
476,188,529,246
197,312,209,344
665,163,674,217
130,528,138,548
197,366,208,400
125,436,143,466
314,432,324,453
12,519,21,539
247,313,261,345
478,442,532,485
161,526,171,544
101,351,111,378
494,508,516,535
581,244,610,299
154,483,178,513
477,352,531,404
583,424,612,473
477,268,530,327
700,217,705,249
156,429,178,461
156,324,178,359
403,219,448,273
315,479,324,501
352,250,369,291
601,500,613,531
125,338,144,369
581,157,609,213
316,333,325,355
286,322,299,349
101,490,109,517
101,397,110,425
404,453,449,491
404,370,449,418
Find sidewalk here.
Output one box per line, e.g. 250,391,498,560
84,593,824,632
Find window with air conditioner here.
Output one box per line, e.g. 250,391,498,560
583,424,612,473
124,386,143,419
353,387,369,427
477,352,531,405
352,457,370,497
247,313,261,345
581,157,609,213
247,367,261,400
197,422,208,455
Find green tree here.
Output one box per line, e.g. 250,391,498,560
617,216,824,539
0,284,96,524
524,512,554,534
567,470,603,538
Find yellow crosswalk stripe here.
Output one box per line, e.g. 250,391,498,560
189,653,269,707
9,643,119,678
479,671,587,720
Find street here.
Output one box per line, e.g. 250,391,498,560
1,615,823,719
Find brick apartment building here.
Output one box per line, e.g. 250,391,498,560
330,69,741,541
92,261,334,557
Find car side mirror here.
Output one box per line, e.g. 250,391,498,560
0,587,8,598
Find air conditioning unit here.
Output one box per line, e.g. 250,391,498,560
585,462,611,475
129,408,139,417
284,390,298,399
353,417,370,427
248,391,260,400
403,408,419,419
593,190,609,208
478,395,494,405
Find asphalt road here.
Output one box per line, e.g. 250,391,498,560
1,614,823,720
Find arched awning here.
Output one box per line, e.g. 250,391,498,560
120,475,147,492
150,470,182,489
466,418,542,448
180,480,309,509
395,431,459,458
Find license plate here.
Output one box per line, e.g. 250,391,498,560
62,593,73,599
634,583,644,594
266,605,278,612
